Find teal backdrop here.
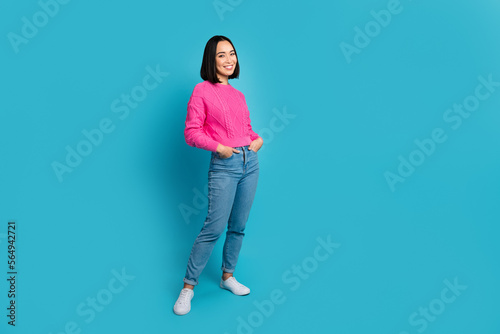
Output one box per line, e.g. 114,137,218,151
1,0,499,333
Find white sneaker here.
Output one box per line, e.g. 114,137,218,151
173,288,194,315
220,277,250,295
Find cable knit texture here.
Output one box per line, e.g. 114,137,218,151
184,80,261,152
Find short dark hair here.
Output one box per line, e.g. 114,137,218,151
200,35,240,84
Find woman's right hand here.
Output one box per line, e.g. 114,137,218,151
216,144,240,159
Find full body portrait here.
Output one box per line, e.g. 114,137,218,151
173,35,263,316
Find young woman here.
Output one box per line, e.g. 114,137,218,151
173,35,263,315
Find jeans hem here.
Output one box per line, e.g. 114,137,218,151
221,266,235,273
183,278,198,286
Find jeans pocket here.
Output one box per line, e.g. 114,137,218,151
217,152,233,160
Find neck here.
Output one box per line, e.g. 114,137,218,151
217,75,229,85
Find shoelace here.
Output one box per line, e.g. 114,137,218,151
178,289,192,304
226,277,245,289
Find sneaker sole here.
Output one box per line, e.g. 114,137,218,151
173,306,191,316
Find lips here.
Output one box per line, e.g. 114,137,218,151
224,65,234,70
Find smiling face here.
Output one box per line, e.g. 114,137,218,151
215,40,237,84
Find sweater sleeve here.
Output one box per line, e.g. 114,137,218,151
248,118,261,142
242,93,262,142
184,93,220,152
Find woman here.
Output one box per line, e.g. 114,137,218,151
173,35,263,315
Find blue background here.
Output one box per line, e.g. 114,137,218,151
1,0,499,333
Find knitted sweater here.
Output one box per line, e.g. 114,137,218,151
184,80,261,152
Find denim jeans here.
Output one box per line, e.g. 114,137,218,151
183,145,259,286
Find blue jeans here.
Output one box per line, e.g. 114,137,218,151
183,145,259,286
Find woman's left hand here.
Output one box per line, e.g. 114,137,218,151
248,137,263,152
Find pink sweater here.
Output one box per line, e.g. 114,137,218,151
184,80,262,152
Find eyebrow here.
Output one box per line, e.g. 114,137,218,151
217,50,235,55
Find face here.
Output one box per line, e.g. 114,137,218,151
215,40,237,81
